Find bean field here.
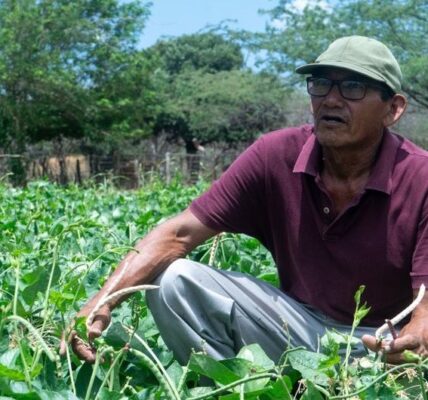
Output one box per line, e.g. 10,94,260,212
1,180,427,399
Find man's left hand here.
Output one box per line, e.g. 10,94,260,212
362,293,428,364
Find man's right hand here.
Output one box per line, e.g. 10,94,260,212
60,304,111,363
61,209,218,362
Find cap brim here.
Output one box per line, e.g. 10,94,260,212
295,61,387,86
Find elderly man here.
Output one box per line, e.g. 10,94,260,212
67,36,428,365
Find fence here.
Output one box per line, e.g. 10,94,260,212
4,134,428,188
0,148,242,188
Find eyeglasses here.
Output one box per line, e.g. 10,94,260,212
306,77,384,100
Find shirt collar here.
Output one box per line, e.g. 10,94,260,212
293,127,400,195
293,127,321,176
365,129,400,194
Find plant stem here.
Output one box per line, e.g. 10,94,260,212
31,239,62,372
330,361,428,399
177,363,189,395
10,258,33,386
129,348,180,400
125,326,180,399
119,376,134,395
312,383,331,397
85,352,102,400
94,348,125,400
39,240,60,337
84,347,113,400
18,341,33,389
239,380,245,400
6,315,57,363
340,287,368,395
417,365,427,400
65,340,77,396
12,256,19,316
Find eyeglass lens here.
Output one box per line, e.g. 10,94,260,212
307,78,367,100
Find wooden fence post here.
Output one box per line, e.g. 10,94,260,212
165,152,171,184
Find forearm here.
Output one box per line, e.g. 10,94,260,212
80,208,217,313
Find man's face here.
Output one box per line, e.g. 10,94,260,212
310,68,393,150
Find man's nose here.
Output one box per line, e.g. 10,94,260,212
323,83,344,105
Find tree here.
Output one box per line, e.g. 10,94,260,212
90,52,164,148
253,0,428,108
146,31,244,76
148,32,298,153
0,0,152,153
154,69,293,151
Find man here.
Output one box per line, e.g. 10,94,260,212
65,36,428,365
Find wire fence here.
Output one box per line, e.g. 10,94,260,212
2,135,428,188
0,149,242,188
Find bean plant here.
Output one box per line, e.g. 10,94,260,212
0,179,427,399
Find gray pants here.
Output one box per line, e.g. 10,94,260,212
146,259,376,364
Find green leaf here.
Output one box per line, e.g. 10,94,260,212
75,363,101,399
354,285,365,305
104,322,129,348
218,394,240,400
352,286,370,326
0,364,26,381
74,316,88,341
220,358,272,393
22,265,60,306
166,361,184,387
35,389,79,400
92,388,122,400
220,358,254,378
354,304,370,324
236,344,275,370
219,387,271,399
264,376,293,399
0,350,19,368
215,344,276,393
256,272,279,287
287,350,331,386
189,353,240,385
377,386,399,400
186,387,216,397
0,379,40,399
300,380,325,399
318,354,341,369
321,330,348,347
30,364,43,379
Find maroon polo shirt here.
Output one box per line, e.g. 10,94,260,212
190,125,428,326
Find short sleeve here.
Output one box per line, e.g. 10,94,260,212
190,136,267,240
410,194,428,289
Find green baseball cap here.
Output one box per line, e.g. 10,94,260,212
295,36,402,93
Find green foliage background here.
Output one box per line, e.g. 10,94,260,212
0,0,426,162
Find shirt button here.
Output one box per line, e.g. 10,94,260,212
323,207,330,215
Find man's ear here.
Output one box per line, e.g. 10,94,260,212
383,94,407,127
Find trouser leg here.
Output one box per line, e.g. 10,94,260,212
146,259,376,364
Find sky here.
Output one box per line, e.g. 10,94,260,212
139,0,277,48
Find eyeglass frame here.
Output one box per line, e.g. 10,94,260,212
306,76,393,101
